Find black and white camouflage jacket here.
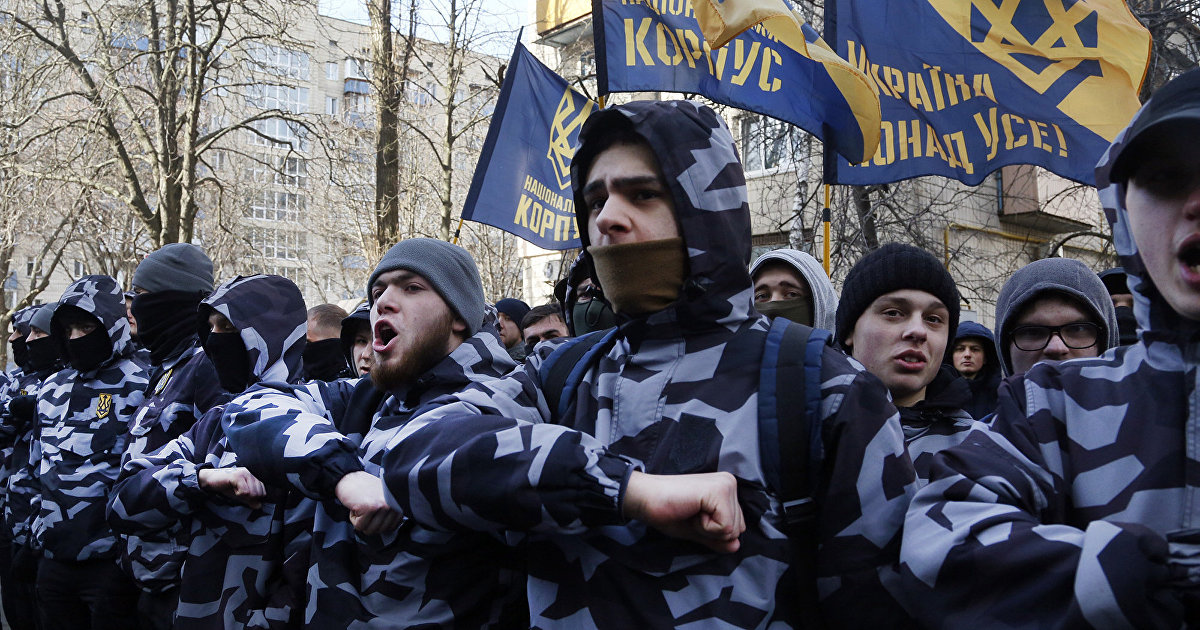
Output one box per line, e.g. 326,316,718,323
33,275,150,561
111,274,311,629
377,100,919,629
900,110,1200,628
221,322,527,628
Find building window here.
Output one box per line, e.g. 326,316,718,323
326,96,339,116
325,62,337,80
248,118,310,152
344,58,370,80
245,84,308,114
25,257,34,277
248,191,306,222
73,260,84,276
247,43,310,79
740,115,799,173
249,227,306,260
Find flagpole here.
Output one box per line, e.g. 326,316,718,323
822,184,831,277
451,216,464,244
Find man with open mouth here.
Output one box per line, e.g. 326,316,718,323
901,68,1200,628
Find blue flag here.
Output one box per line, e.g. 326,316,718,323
595,0,881,165
824,0,1150,186
461,43,596,250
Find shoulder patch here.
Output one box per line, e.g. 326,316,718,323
96,393,113,419
154,367,174,396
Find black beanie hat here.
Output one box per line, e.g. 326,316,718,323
835,243,960,350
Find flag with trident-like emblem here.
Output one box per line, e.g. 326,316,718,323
461,42,597,249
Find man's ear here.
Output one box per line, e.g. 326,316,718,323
452,317,468,338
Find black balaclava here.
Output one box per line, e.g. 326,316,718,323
25,335,59,372
131,290,205,365
66,325,113,373
10,337,27,370
302,338,349,381
205,332,252,393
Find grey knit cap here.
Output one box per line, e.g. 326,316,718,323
132,243,214,294
367,238,486,335
29,303,55,335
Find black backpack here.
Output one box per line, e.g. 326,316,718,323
537,316,832,534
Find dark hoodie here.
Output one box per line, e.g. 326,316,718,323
220,286,525,626
111,275,309,629
900,82,1200,627
376,101,917,628
947,321,1001,419
34,275,150,561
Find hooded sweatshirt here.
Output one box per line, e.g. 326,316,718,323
946,321,1001,419
749,248,839,331
899,100,1200,628
220,300,526,626
110,274,310,629
32,275,150,561
373,101,917,628
992,257,1120,376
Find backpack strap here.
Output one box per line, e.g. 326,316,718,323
758,317,831,532
538,328,619,421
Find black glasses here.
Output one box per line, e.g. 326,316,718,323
1010,322,1101,351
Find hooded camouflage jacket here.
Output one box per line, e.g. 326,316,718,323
120,335,225,592
900,108,1200,628
111,275,311,629
378,101,918,629
221,326,526,628
33,275,149,561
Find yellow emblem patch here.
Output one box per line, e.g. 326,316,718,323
154,368,173,396
96,393,113,419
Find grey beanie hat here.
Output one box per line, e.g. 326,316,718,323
367,238,486,335
133,243,214,294
29,303,56,334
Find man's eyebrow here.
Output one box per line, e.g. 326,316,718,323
372,269,418,291
583,175,663,197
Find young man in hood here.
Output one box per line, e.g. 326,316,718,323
836,243,977,484
111,274,312,629
124,243,226,629
374,100,917,628
1099,267,1139,345
992,257,1119,377
494,297,530,362
33,275,150,629
900,68,1200,628
339,303,372,377
948,321,1001,419
218,240,533,627
750,248,839,330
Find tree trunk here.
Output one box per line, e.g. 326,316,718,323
852,186,880,251
371,0,401,250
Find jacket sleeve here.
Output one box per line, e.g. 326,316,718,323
814,350,920,628
380,412,634,535
221,380,364,499
900,376,1182,629
108,422,208,536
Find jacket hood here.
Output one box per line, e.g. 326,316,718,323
993,258,1119,376
51,275,133,364
1095,102,1200,347
340,302,370,365
749,248,839,331
11,307,35,338
199,275,307,384
571,100,756,332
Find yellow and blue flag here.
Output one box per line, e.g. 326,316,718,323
825,0,1150,186
595,0,881,165
461,43,596,250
